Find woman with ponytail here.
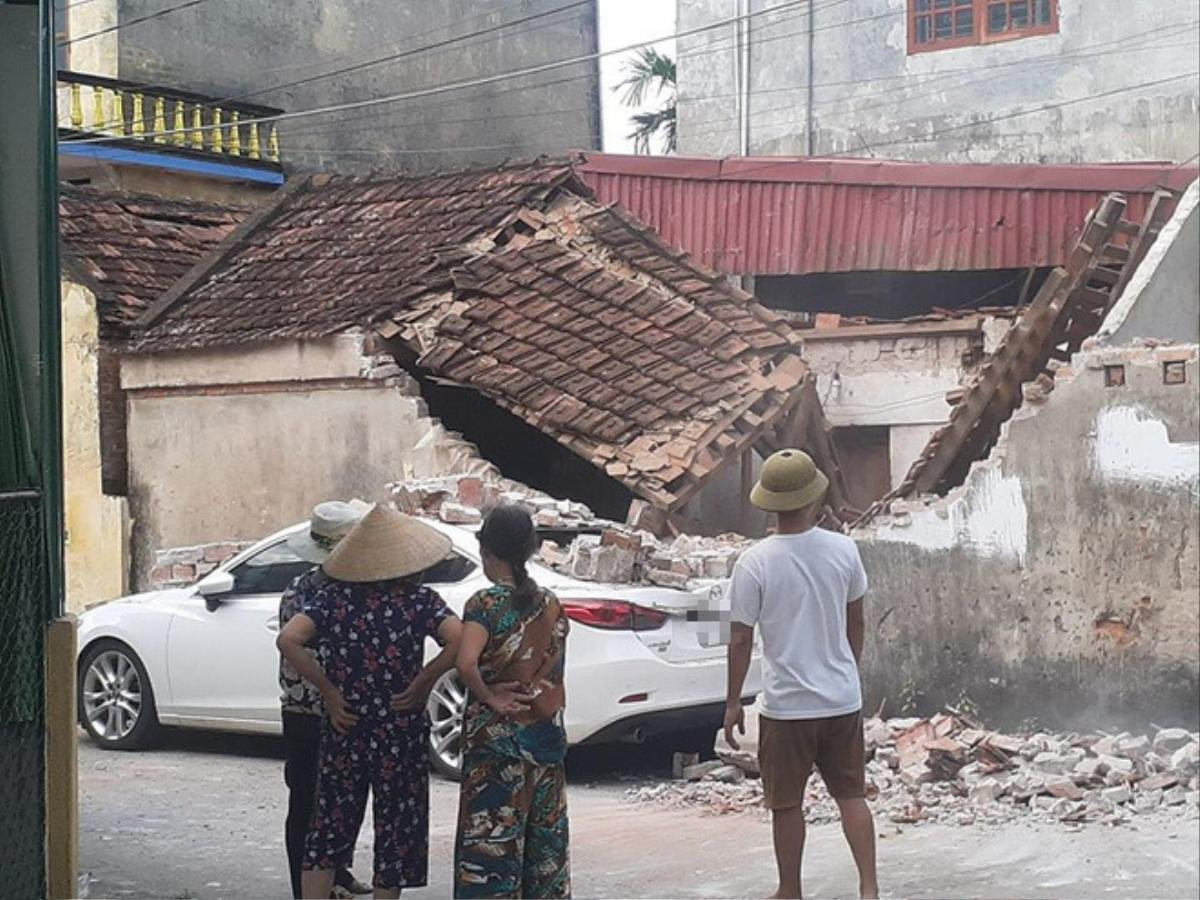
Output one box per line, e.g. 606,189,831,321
454,504,571,898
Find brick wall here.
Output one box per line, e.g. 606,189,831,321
148,540,254,589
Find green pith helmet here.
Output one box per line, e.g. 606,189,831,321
750,449,830,512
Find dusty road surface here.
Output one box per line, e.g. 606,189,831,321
80,730,1199,899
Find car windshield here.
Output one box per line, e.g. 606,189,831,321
228,540,312,595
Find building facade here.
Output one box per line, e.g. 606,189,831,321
62,0,601,173
676,0,1199,163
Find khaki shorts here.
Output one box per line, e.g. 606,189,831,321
758,711,866,808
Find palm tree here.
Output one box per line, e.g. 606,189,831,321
614,47,677,155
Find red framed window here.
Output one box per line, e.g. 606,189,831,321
909,0,1058,54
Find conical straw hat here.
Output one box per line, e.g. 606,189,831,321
322,503,452,583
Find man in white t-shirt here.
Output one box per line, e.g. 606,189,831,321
724,449,877,900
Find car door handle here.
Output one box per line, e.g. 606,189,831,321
266,616,280,633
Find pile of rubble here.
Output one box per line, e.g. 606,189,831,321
389,474,596,529
543,531,753,589
629,711,1200,830
388,474,751,588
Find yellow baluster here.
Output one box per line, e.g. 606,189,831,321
228,111,241,156
211,108,223,153
191,106,204,151
247,121,262,160
152,96,167,143
70,83,83,129
112,91,126,136
268,124,281,163
131,93,146,138
92,86,105,132
172,101,186,146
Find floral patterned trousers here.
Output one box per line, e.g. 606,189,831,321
455,751,570,898
304,720,430,890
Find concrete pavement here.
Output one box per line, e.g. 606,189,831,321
79,729,1199,899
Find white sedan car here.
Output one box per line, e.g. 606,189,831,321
77,517,760,776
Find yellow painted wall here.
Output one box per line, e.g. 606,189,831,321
62,280,128,611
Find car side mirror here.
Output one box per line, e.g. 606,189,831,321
196,570,235,611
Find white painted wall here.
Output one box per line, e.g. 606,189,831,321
802,330,972,489
1092,405,1200,489
867,463,1030,565
889,422,940,488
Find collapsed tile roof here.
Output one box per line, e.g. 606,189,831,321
131,157,812,510
135,159,586,351
391,200,807,509
58,187,248,338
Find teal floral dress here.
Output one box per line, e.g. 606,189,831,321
454,584,570,899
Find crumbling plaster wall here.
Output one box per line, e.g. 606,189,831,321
677,0,1199,163
803,330,978,488
121,333,460,589
853,345,1200,730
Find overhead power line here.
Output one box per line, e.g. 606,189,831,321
237,0,592,103
76,0,865,143
60,0,813,145
274,19,1195,152
78,0,596,134
280,8,1194,147
677,27,1199,137
60,0,213,46
248,70,1200,173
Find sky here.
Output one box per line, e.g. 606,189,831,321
598,0,677,154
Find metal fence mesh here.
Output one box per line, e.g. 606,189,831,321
0,490,47,897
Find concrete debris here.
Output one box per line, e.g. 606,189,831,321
1154,727,1194,753
706,765,747,785
1171,742,1200,776
1099,754,1135,776
437,500,482,525
629,711,1200,831
1163,786,1188,806
1101,784,1132,805
681,760,727,782
388,473,754,588
716,748,761,777
388,474,595,525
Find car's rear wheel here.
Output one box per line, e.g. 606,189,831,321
78,640,159,750
426,670,466,780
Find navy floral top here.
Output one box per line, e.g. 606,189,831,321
301,577,453,732
279,567,326,715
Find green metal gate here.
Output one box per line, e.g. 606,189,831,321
0,489,47,898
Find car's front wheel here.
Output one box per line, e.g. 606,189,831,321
78,639,159,750
426,670,465,780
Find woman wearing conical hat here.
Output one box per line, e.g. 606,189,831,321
277,504,463,899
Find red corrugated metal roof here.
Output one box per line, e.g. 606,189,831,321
578,154,1198,275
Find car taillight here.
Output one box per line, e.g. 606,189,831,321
560,598,668,631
